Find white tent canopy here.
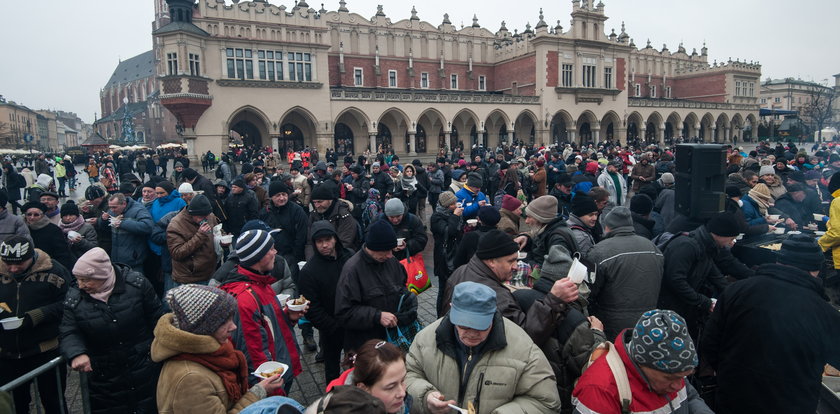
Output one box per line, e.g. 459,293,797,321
157,143,186,149
0,149,39,155
109,145,149,151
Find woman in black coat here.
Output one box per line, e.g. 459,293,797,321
59,248,163,414
2,163,24,214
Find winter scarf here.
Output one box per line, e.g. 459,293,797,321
28,215,51,231
59,215,85,234
171,340,250,403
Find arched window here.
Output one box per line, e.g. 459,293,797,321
334,123,354,156
376,124,392,151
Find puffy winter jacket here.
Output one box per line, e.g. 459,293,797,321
258,201,308,262
59,265,163,413
166,209,219,284
0,250,70,359
96,197,154,269
148,190,186,255
405,313,561,413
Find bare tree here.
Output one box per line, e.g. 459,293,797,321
801,82,838,142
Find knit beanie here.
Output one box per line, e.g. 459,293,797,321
438,191,457,208
0,235,34,264
182,168,199,180
384,198,405,217
759,165,775,176
235,230,275,267
724,185,742,199
705,212,741,237
571,194,598,217
629,194,654,216
230,178,247,190
501,194,522,212
831,154,840,164
477,206,501,226
787,170,805,184
779,234,824,272
628,309,698,374
166,284,238,336
143,181,156,190
21,201,47,214
60,200,80,217
178,183,195,194
748,183,772,203
85,185,106,201
365,219,397,252
40,191,59,201
269,181,291,197
371,162,380,169
603,206,633,230
585,162,600,175
451,169,466,181
525,196,558,224
804,170,821,181
157,180,175,195
310,182,335,201
72,247,115,281
539,244,574,285
119,182,135,195
830,172,840,194
187,194,213,216
660,172,675,184
466,172,483,189
476,229,519,260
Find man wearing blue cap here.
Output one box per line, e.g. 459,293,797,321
406,281,560,413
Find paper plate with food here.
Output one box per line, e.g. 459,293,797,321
286,295,309,312
253,361,288,380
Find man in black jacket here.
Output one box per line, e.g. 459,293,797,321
701,235,840,414
298,221,353,383
0,236,71,414
381,198,427,262
429,192,463,316
181,168,222,219
222,178,259,237
258,181,308,281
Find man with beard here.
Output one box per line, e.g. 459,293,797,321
297,221,354,383
306,182,360,257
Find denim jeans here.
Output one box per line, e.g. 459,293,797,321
239,396,304,414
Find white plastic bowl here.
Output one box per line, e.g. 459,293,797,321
814,214,826,221
467,219,478,226
286,299,309,312
1,317,23,330
218,234,233,244
767,214,781,220
297,261,307,270
773,227,785,235
276,294,291,305
253,361,288,379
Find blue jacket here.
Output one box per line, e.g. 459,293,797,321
455,186,488,219
741,195,767,226
97,197,154,268
148,190,186,255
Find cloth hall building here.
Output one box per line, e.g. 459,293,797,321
152,0,762,157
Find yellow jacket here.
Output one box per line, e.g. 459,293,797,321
818,189,840,269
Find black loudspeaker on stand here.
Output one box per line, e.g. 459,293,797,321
674,144,726,219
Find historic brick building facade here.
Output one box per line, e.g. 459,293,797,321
153,0,761,158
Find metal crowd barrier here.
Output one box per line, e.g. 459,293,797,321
0,356,91,414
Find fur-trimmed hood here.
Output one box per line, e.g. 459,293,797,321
151,313,223,362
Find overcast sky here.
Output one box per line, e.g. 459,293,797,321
2,0,837,124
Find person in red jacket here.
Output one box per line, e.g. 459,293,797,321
218,229,306,395
572,309,713,414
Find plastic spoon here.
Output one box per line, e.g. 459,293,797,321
448,404,468,414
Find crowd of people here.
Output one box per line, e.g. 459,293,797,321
0,139,840,414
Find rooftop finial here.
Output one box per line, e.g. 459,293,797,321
442,13,451,25
375,4,384,16
338,0,348,12
472,14,480,28
536,8,547,29
410,6,418,20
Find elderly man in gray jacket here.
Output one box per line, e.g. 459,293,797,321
586,207,664,339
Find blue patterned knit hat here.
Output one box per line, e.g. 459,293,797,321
628,309,698,373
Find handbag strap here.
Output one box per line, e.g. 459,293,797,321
604,342,632,414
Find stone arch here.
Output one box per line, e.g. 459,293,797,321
730,113,744,144
684,112,700,141
645,112,664,144
485,109,511,148
700,112,715,142
715,113,731,143
376,107,411,153
626,111,644,144
550,110,575,145
666,112,682,142
279,106,318,153
452,109,480,150
514,109,538,146
416,108,447,154
227,105,272,149
576,111,599,144
601,111,622,143
745,113,758,141
334,107,370,155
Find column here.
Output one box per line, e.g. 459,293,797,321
184,133,198,163
477,131,484,148
639,127,646,144
271,135,280,153
724,127,730,143
567,129,576,144
616,128,627,146
316,133,332,155
444,132,451,151
658,127,665,145
408,132,417,156
710,126,717,143
592,128,600,144
369,133,377,153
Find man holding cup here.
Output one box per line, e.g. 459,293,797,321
166,195,219,291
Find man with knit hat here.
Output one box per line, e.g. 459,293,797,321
39,191,61,225
573,309,712,414
567,194,599,257
0,235,71,414
258,180,309,273
218,229,304,393
166,194,219,288
430,191,464,315
81,184,112,254
406,281,562,413
658,212,751,340
514,195,579,268
588,207,665,339
629,193,656,239
442,229,580,348
307,182,359,255
703,234,840,413
381,198,427,262
597,160,627,207
454,171,489,220
452,205,500,269
773,182,814,230
335,219,417,352
222,177,259,238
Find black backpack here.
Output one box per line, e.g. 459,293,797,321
214,166,225,179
